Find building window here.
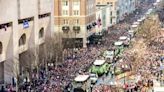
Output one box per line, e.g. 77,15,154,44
0,42,2,54
64,19,69,25
62,0,68,6
39,28,44,38
73,0,80,6
110,18,113,24
110,11,113,16
62,10,68,15
19,34,26,46
74,19,79,25
73,10,79,15
110,2,113,7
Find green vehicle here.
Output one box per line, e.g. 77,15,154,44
114,41,124,57
89,59,111,76
114,67,123,75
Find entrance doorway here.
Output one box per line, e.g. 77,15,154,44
62,38,83,49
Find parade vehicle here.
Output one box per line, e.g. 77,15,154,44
72,75,91,92
128,30,135,38
90,73,98,84
119,36,130,47
114,41,124,57
133,21,140,26
103,49,115,62
89,59,111,76
114,67,123,75
131,24,138,29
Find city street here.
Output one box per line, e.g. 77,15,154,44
0,0,164,92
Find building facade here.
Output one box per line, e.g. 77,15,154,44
95,5,113,33
96,0,119,24
0,0,54,84
118,0,136,21
54,0,96,48
96,0,136,23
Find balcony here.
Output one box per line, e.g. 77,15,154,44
73,26,81,33
62,26,70,33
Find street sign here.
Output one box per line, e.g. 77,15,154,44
23,20,29,28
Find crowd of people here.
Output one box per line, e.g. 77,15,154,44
1,0,161,92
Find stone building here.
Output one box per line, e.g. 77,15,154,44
0,0,54,84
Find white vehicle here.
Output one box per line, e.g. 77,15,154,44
90,73,98,84
131,24,138,29
73,75,91,92
103,50,114,61
128,30,135,38
133,21,140,25
114,41,123,46
119,36,130,46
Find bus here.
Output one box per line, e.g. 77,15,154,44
89,59,111,76
72,75,91,92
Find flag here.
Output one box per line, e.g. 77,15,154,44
97,14,101,28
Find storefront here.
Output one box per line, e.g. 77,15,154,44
62,38,83,49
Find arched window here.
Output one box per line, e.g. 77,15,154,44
19,34,26,46
39,27,44,38
0,42,2,54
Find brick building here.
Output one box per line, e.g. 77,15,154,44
54,0,96,48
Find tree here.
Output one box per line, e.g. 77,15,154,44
44,32,64,68
137,15,161,44
125,15,162,76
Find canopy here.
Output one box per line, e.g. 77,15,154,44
93,59,106,65
114,41,123,46
74,75,89,82
119,36,127,40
